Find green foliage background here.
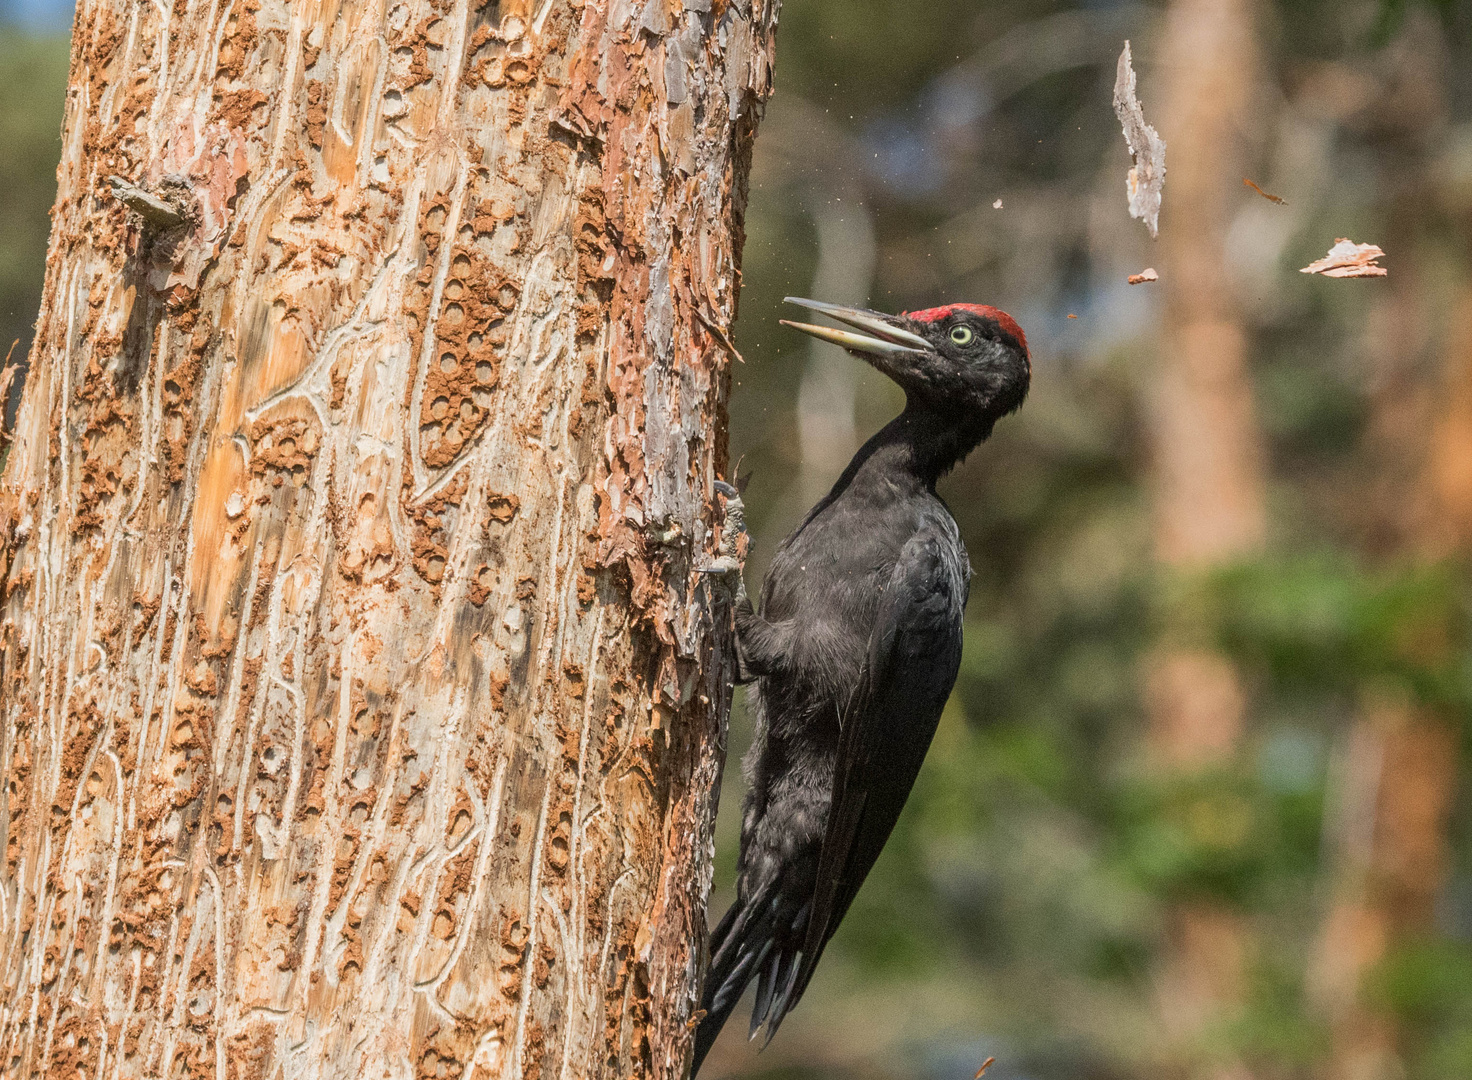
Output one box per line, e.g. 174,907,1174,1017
0,29,67,423
713,2,1472,1078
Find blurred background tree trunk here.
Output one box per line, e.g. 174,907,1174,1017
0,1,775,1077
1309,23,1462,1077
794,191,874,512
1147,0,1265,1075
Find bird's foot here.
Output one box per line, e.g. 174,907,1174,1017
699,479,749,603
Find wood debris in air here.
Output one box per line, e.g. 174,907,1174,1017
1300,238,1387,278
975,1058,996,1079
1067,313,1079,319
1128,268,1159,284
1243,177,1286,205
993,199,1003,209
1112,41,1166,238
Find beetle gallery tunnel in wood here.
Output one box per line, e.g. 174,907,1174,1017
0,0,777,1076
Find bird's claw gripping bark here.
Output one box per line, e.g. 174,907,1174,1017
700,480,749,603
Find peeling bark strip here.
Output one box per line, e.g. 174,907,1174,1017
0,0,777,1077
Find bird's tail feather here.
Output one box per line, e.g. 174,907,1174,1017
750,899,810,1045
692,887,813,1075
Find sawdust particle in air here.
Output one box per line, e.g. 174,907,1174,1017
1243,177,1287,205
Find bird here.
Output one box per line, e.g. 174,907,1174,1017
693,296,1031,1073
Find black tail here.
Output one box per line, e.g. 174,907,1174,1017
691,880,814,1076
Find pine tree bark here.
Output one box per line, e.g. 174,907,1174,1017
0,0,777,1077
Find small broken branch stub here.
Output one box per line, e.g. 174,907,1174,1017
107,175,189,230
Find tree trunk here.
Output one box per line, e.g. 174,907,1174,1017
0,0,776,1077
1146,1,1264,1075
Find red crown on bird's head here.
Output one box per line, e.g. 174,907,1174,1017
904,304,1028,359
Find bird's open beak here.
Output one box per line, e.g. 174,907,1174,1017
779,297,932,358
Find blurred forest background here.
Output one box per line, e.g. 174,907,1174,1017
6,0,1472,1078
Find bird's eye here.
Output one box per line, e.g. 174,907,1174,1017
949,326,974,346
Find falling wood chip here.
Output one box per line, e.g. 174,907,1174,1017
1112,41,1166,238
1243,177,1286,205
993,199,1003,209
1067,314,1079,319
1128,268,1159,284
1300,238,1387,278
975,1058,996,1079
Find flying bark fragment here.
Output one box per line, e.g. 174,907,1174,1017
1129,268,1160,284
993,198,1004,209
975,1058,997,1079
1300,238,1388,278
1243,176,1286,204
1113,40,1167,238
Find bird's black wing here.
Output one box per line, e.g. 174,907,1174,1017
764,527,968,1034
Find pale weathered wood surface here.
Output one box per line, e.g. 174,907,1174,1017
0,0,777,1076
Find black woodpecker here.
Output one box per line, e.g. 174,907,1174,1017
694,297,1031,1073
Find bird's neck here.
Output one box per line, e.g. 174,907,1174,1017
847,405,992,491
